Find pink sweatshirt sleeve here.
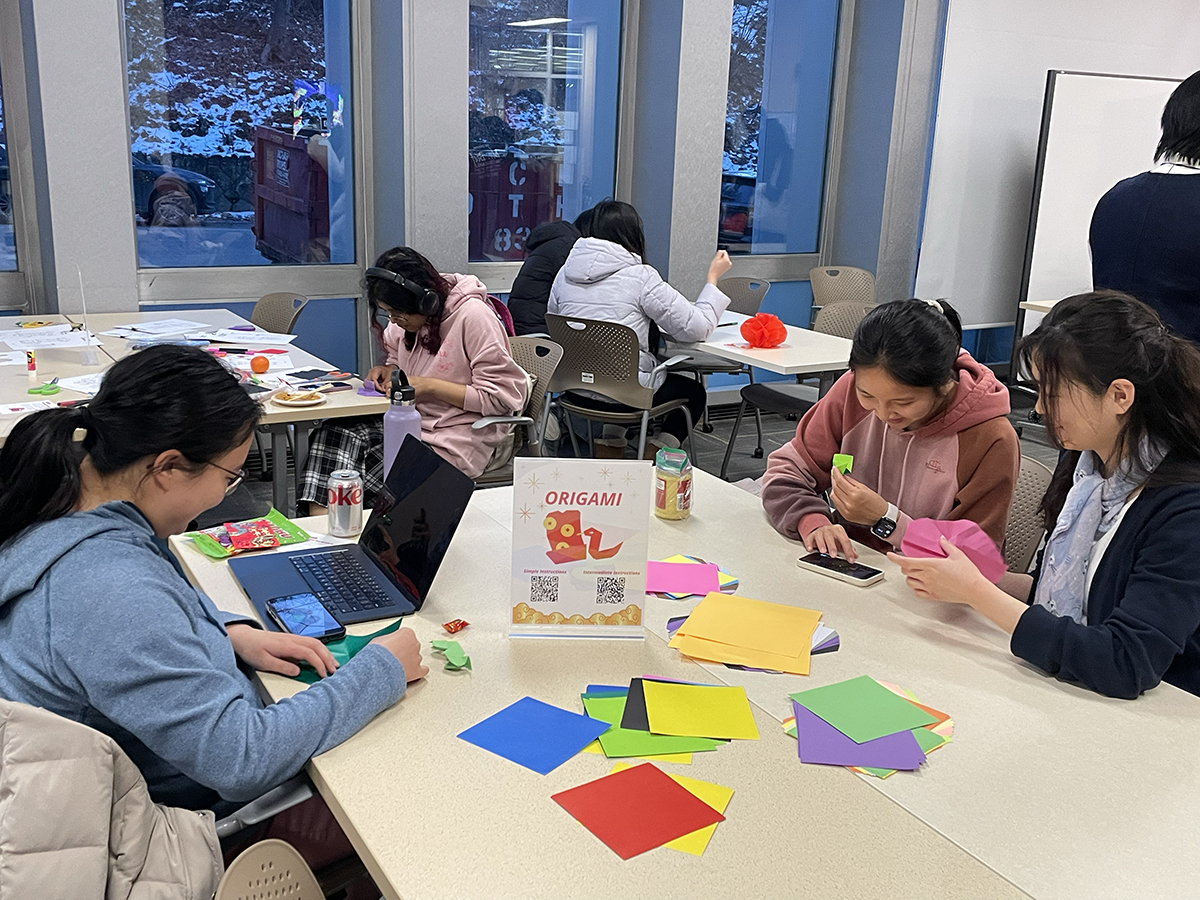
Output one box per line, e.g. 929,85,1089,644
457,306,529,416
761,371,861,540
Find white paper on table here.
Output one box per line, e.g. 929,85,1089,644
810,624,835,649
0,400,58,416
0,351,26,366
186,329,298,344
101,318,210,337
3,323,73,336
230,353,294,372
0,330,100,351
57,372,106,395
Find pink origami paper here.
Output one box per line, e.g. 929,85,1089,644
900,518,1007,583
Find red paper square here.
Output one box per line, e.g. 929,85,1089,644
551,763,726,859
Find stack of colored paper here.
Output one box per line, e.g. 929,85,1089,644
666,592,824,675
650,554,739,598
666,615,839,672
784,676,953,777
553,762,732,858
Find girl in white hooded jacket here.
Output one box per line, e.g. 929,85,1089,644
548,200,732,444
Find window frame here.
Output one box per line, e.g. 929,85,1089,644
121,0,375,308
0,1,46,311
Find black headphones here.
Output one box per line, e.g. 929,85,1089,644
365,266,443,316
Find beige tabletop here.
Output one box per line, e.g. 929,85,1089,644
174,469,1199,900
1019,299,1057,314
677,311,853,376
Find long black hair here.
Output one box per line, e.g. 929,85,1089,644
849,298,965,387
0,345,260,546
1017,291,1200,527
588,200,647,260
366,246,451,355
1156,70,1200,164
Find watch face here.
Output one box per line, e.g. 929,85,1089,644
872,517,897,538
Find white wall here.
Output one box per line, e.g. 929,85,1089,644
915,0,1200,327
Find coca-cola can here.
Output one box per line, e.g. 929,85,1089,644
326,469,364,536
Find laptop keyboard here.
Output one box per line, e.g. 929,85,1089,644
290,551,395,616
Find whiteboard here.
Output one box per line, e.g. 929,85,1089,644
1019,71,1180,334
915,0,1200,328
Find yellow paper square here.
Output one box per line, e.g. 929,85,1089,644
581,740,692,764
672,633,812,675
610,763,734,856
676,592,821,658
642,680,760,740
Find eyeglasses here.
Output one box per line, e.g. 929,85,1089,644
376,309,408,325
208,461,248,495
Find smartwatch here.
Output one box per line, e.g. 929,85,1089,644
872,503,899,540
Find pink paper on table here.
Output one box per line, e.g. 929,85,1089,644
901,518,1007,583
646,561,720,595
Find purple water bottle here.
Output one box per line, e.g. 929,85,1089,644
383,368,421,479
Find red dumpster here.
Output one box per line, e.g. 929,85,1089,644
252,126,330,264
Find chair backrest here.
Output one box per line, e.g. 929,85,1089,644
545,314,655,409
1004,455,1054,573
215,839,323,900
251,292,309,334
813,299,875,340
716,276,771,315
809,266,876,307
509,335,564,436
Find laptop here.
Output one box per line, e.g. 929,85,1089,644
229,436,476,629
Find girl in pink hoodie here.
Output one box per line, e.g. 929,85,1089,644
299,247,528,511
761,299,1019,560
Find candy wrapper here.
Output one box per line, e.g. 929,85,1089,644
900,518,1007,583
187,508,310,558
443,619,470,634
739,313,787,349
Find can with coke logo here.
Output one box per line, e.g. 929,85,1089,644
326,469,364,536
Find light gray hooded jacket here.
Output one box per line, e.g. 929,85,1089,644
547,237,730,389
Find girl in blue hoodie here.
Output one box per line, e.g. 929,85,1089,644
0,346,425,828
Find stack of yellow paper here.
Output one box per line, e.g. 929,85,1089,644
666,592,822,675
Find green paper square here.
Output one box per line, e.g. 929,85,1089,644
292,620,402,685
912,727,947,754
789,676,938,744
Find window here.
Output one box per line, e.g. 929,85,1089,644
468,1,622,262
125,0,354,268
0,60,16,273
720,0,840,255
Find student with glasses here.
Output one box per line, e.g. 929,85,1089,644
297,246,529,513
0,345,427,879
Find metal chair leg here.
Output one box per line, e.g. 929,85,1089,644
699,372,714,433
636,411,649,460
681,406,696,461
566,411,582,458
720,400,748,480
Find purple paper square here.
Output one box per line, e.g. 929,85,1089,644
793,701,925,770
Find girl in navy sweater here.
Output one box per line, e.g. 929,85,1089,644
892,292,1200,699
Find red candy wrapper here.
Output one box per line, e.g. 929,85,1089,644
442,619,470,634
739,313,787,349
224,520,283,551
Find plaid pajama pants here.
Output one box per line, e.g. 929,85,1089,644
297,416,386,506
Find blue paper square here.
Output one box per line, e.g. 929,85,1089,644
457,696,612,774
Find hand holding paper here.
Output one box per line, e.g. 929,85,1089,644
899,518,1007,583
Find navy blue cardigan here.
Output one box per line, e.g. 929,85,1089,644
1090,172,1200,344
1011,480,1200,699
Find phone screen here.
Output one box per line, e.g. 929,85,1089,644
266,593,345,639
799,552,882,580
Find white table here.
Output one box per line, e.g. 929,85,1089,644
172,471,1200,900
0,311,388,513
678,310,853,377
1018,300,1057,315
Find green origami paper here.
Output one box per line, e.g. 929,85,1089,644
832,453,854,475
291,620,402,685
432,639,472,670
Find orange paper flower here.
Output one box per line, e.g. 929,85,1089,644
739,313,787,348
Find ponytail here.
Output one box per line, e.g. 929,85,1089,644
0,345,260,546
849,298,964,388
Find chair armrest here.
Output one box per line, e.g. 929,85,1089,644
472,415,536,430
649,354,693,379
214,774,314,840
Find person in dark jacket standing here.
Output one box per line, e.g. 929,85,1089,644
889,292,1200,700
1090,71,1200,344
509,207,594,335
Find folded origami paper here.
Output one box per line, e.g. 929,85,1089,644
900,518,1007,583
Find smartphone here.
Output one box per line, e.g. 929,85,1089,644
265,593,347,642
796,552,885,587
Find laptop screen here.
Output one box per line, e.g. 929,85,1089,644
358,435,476,607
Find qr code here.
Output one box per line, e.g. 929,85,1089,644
596,576,626,604
530,575,559,604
